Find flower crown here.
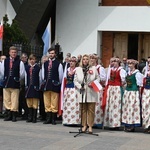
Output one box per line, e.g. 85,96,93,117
127,59,139,65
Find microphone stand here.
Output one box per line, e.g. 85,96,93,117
69,67,98,137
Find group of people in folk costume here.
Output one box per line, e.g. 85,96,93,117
0,46,63,125
0,45,149,134
62,54,150,134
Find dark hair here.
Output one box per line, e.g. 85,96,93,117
48,47,56,53
141,58,146,62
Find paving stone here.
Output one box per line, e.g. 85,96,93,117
0,119,150,150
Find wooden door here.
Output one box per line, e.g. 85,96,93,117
143,34,150,58
114,33,128,59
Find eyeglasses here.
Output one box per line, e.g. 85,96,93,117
70,60,76,62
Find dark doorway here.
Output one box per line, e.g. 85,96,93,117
128,34,138,59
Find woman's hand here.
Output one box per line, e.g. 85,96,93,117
88,83,93,88
80,87,85,94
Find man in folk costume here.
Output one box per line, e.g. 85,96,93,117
19,53,29,120
25,54,41,123
41,48,63,125
90,54,106,127
0,46,25,122
142,61,150,133
122,59,144,132
104,57,126,129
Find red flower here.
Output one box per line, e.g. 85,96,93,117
89,70,93,74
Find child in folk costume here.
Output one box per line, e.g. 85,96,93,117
90,54,106,126
122,59,144,132
62,57,80,125
25,54,41,123
104,57,126,129
141,61,150,133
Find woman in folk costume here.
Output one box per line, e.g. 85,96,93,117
62,56,80,125
25,54,41,123
122,59,144,132
74,54,100,133
90,54,106,127
102,57,115,111
103,57,126,129
141,61,150,133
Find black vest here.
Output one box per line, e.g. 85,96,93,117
43,59,61,93
3,57,20,89
25,64,40,98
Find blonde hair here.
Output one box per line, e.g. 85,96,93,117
79,54,92,67
9,46,17,51
29,54,37,60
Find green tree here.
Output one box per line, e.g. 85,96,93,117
3,14,28,43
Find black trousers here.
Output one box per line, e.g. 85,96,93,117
19,87,28,116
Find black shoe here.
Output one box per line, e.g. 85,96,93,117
4,110,12,121
32,109,37,123
125,128,135,132
52,120,56,125
12,112,17,122
144,126,150,134
109,127,120,131
43,120,51,124
43,112,52,124
0,112,4,118
21,114,28,120
26,108,33,123
4,117,12,121
26,119,32,122
52,112,57,125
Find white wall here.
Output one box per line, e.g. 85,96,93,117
56,0,150,58
97,6,150,32
6,0,16,24
56,0,99,57
0,0,16,23
0,0,7,21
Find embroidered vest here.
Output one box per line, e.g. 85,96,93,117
3,57,20,88
108,69,121,86
126,73,139,91
144,76,150,89
43,59,61,93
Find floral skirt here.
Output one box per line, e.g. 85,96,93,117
62,88,80,125
142,89,150,129
104,85,122,127
94,90,104,126
122,90,141,127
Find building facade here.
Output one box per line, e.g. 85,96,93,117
56,0,150,67
0,0,16,24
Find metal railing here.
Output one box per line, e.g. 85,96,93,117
2,41,43,62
